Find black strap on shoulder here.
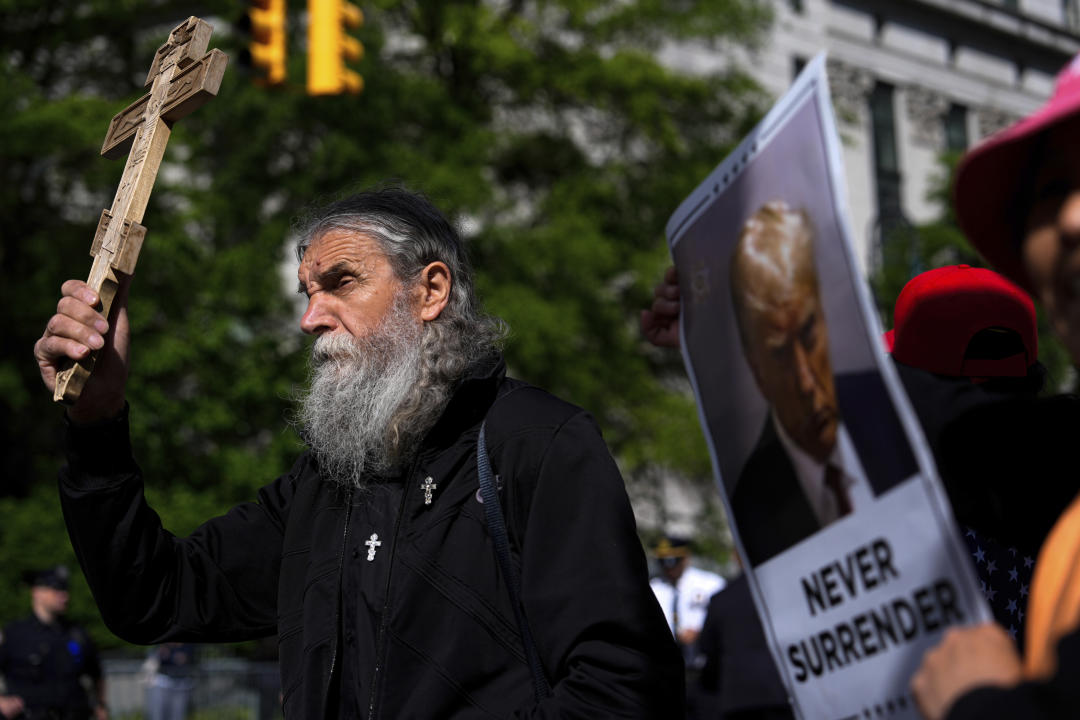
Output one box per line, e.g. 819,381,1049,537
477,420,552,703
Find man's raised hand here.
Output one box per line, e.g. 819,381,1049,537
34,277,131,423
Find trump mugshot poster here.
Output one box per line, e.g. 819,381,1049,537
666,54,991,719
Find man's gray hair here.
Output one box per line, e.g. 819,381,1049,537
295,186,506,385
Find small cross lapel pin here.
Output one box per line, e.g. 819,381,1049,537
365,533,381,562
420,476,437,505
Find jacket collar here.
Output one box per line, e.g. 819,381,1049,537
419,353,505,459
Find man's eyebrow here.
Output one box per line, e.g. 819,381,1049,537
298,262,358,295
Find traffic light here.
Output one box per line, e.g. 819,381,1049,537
308,0,364,95
244,0,287,86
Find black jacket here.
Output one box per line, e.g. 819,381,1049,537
58,359,683,719
693,575,793,720
894,362,1080,555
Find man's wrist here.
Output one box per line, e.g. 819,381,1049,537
63,402,137,482
66,397,126,426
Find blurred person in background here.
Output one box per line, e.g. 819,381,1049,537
650,536,725,666
0,566,106,720
912,51,1080,720
144,643,196,720
693,554,794,720
886,264,1044,647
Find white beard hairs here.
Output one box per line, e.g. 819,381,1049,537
296,289,443,489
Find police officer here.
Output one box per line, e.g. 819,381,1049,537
649,537,726,664
0,566,106,720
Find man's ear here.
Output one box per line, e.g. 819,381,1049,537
416,261,451,322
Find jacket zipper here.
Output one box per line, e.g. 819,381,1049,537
366,458,420,720
324,488,353,718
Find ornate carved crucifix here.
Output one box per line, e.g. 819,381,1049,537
53,16,228,404
365,534,382,561
421,476,437,505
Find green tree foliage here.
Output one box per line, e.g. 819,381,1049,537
872,152,1074,392
1,0,771,646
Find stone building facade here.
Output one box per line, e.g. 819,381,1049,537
768,0,1079,267
667,0,1080,269
650,0,1079,542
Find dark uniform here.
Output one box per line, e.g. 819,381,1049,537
0,569,103,720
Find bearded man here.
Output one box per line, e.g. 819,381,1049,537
35,187,682,719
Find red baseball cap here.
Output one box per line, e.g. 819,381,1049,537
890,265,1036,377
954,52,1080,293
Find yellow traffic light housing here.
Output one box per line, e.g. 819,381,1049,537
248,0,287,86
308,0,364,95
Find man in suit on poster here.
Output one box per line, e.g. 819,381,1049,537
728,201,915,566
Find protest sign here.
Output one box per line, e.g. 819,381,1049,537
666,54,991,719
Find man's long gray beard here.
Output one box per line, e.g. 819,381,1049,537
296,295,450,489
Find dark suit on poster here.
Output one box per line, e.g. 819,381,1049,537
732,371,917,566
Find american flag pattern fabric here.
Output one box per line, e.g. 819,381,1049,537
962,525,1034,648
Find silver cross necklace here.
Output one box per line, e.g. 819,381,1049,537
420,476,437,505
364,533,382,562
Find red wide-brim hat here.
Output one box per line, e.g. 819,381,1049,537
954,53,1080,293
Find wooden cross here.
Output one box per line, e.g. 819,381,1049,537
53,16,228,404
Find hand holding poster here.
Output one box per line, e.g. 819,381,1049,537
665,54,991,719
